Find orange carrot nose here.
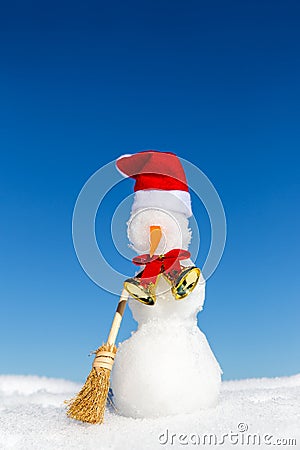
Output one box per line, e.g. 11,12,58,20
149,226,162,257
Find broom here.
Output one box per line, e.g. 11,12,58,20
67,289,129,424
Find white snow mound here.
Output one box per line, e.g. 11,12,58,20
0,373,299,450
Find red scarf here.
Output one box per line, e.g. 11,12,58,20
132,249,190,287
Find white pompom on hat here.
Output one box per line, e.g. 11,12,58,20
116,150,192,217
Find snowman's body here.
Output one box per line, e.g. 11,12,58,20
111,208,222,418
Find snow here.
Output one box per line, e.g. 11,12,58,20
127,208,192,255
0,373,299,450
116,207,221,418
111,317,221,418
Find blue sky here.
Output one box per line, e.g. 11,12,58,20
0,0,299,382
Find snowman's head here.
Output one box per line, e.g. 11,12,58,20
116,151,193,255
127,207,192,255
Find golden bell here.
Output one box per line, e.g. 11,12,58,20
123,273,156,306
163,266,201,300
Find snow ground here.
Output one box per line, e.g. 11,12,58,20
0,374,299,450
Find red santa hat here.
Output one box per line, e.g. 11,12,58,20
116,150,192,217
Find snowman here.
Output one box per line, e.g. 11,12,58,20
111,150,222,418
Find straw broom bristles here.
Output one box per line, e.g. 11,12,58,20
66,344,117,424
66,290,128,424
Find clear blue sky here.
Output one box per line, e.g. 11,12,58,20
0,0,299,382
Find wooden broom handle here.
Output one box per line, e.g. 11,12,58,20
107,289,129,347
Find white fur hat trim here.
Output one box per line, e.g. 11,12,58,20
131,189,192,217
